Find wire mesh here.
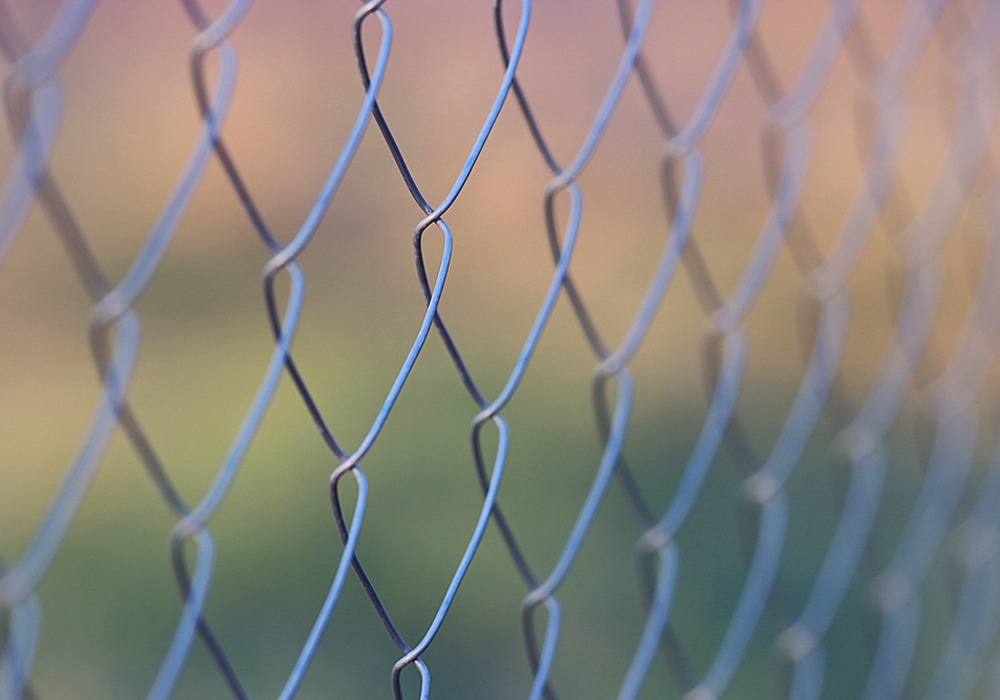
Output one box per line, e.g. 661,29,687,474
2,0,1000,698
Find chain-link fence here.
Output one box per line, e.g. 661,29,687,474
2,0,1000,698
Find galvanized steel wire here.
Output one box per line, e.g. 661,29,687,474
2,0,1000,698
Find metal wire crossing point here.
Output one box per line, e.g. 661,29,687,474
2,0,1000,697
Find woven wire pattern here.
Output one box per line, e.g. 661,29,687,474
2,0,1000,697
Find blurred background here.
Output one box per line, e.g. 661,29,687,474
1,0,998,698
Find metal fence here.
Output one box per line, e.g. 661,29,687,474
2,0,1000,697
